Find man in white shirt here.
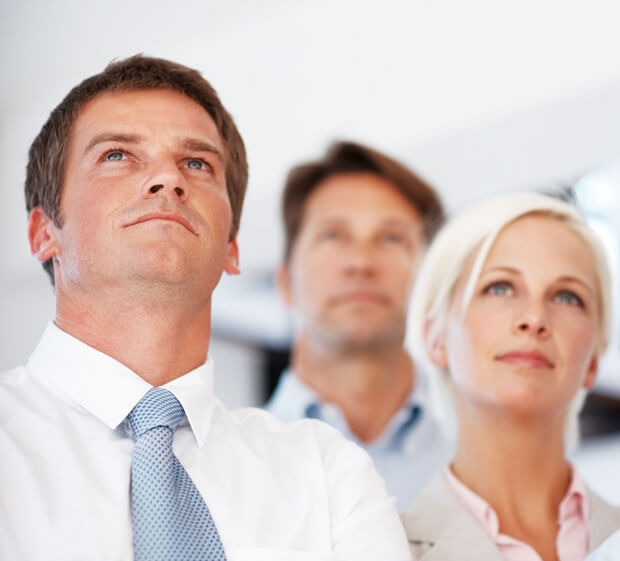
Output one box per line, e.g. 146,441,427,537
265,142,452,509
0,55,410,561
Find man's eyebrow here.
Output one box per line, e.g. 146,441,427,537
313,216,346,227
181,138,224,162
83,133,144,155
379,218,417,230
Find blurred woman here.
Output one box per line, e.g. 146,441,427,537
402,192,620,561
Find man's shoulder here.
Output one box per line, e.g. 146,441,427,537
0,365,31,398
0,365,27,384
223,404,370,466
229,404,350,442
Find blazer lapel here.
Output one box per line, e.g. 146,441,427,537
587,486,620,551
401,475,504,561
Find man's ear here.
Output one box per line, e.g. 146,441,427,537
276,263,294,306
424,318,448,368
28,207,59,263
582,353,599,390
223,236,240,275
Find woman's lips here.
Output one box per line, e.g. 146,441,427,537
495,349,554,369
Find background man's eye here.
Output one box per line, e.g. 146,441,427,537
319,230,342,240
106,151,124,161
382,233,404,243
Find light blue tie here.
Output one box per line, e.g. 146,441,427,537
127,387,226,561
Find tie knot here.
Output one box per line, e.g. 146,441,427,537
127,387,185,441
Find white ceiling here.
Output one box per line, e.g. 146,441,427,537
2,0,620,365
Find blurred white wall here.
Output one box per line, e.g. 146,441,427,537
3,0,620,380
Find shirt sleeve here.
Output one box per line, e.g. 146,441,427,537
315,423,412,561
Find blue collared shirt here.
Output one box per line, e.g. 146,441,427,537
265,368,453,510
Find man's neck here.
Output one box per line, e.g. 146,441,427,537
55,286,212,386
292,338,414,443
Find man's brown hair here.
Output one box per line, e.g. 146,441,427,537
25,54,248,284
281,141,444,261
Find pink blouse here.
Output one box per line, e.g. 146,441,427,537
443,465,589,561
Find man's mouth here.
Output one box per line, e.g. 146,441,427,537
330,291,388,306
125,212,197,235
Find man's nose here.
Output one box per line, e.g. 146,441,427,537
142,158,188,202
342,241,377,277
147,184,185,198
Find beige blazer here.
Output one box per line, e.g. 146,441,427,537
401,473,620,561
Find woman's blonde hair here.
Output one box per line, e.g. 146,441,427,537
407,192,612,448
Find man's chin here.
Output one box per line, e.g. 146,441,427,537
319,326,405,352
119,258,192,283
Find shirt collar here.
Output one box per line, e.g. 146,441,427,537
558,467,589,524
27,322,216,447
443,465,500,536
272,367,429,448
280,366,429,409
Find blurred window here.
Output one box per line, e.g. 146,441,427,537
574,167,620,380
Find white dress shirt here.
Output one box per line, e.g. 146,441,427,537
266,369,453,509
0,323,410,561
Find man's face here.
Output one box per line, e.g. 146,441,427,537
280,172,425,352
29,89,239,298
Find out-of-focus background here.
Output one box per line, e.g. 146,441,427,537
2,0,619,502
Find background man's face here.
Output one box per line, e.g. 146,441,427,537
280,172,425,352
33,88,239,297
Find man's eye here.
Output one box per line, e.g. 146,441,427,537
104,150,126,161
320,230,343,240
381,233,405,244
555,290,585,309
482,281,513,296
187,159,208,170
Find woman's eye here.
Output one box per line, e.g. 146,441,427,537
483,281,513,296
555,290,585,308
104,150,126,161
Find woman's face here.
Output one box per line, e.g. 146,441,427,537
435,215,600,416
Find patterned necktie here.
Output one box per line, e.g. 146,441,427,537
127,387,226,561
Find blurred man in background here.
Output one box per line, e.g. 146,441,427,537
266,141,452,508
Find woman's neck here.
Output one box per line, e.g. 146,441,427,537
452,404,571,561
